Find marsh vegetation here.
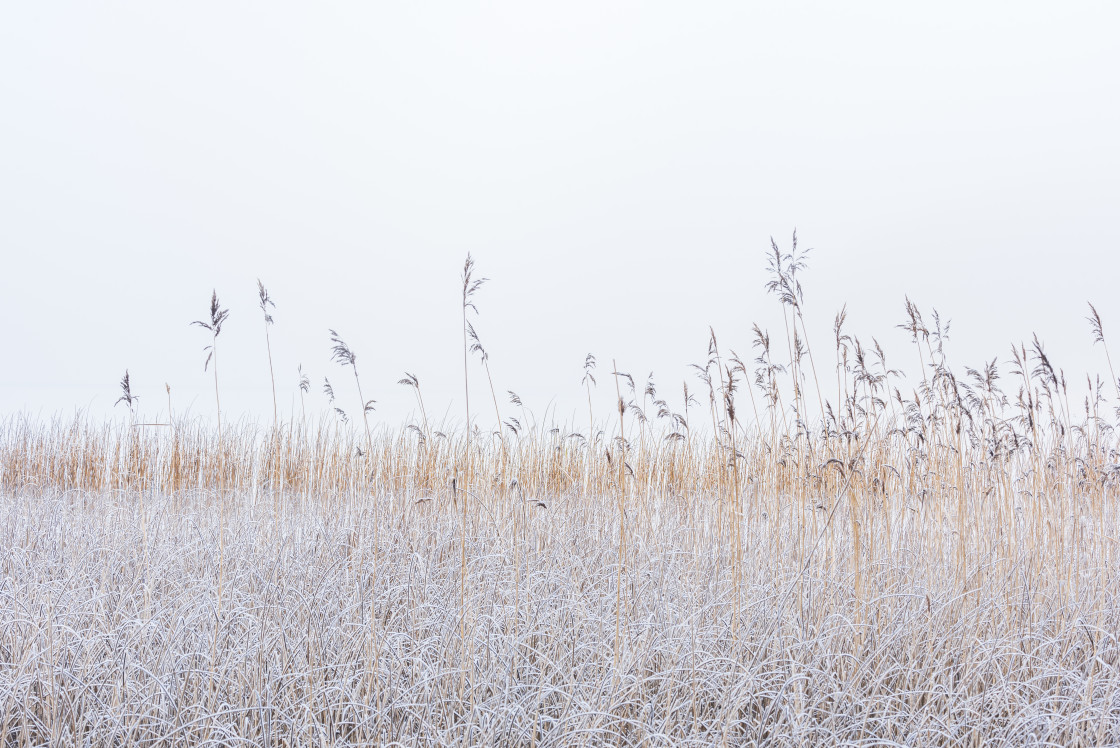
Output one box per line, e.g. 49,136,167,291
2,245,1119,745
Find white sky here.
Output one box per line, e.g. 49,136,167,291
2,3,1118,432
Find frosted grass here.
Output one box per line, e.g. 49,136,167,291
2,487,1117,746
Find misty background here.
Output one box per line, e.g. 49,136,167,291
1,3,1118,433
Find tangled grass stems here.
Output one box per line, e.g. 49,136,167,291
1,472,1118,745
3,253,1120,742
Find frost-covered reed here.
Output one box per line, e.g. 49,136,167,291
2,477,1117,746
1,398,1119,745
2,243,1120,743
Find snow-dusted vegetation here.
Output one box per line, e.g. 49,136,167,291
1,410,1118,745
3,254,1120,744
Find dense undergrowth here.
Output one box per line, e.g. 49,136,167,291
3,244,1120,744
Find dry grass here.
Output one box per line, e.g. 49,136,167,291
1,399,1118,745
2,246,1120,744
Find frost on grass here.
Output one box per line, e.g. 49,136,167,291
1,487,1117,746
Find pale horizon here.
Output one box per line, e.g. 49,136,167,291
2,2,1118,431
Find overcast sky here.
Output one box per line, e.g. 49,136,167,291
2,3,1118,432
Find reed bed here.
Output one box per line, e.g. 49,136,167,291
2,248,1120,744
1,393,1118,745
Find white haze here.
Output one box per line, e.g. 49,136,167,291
1,2,1118,431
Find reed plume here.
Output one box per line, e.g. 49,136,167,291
258,279,278,427
190,290,229,438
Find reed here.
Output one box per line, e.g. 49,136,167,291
114,370,138,423
258,279,278,427
328,329,374,454
459,252,487,703
1,249,1119,744
191,290,229,439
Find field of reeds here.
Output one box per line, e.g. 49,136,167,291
2,246,1120,745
